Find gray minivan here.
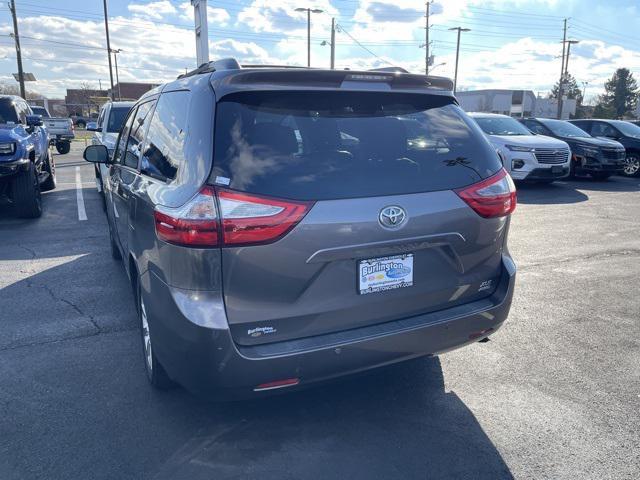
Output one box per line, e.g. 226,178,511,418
83,59,517,398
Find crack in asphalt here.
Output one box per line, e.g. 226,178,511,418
19,245,37,259
516,248,640,270
38,283,103,334
0,327,139,353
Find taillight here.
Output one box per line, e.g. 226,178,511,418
154,186,219,247
455,168,516,218
154,187,313,248
218,189,313,246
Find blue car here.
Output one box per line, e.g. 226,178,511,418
0,95,55,218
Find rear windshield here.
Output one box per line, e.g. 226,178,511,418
211,91,501,201
31,106,49,117
107,107,130,133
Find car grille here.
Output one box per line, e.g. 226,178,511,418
601,148,625,160
534,148,570,164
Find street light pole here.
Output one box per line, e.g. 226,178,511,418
448,27,470,94
103,0,115,100
8,0,25,99
111,49,122,100
295,7,323,67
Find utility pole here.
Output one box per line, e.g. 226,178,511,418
425,1,432,75
330,18,335,70
191,0,209,67
9,0,26,99
564,40,579,77
103,0,115,100
557,18,567,119
295,7,323,67
111,49,122,100
449,27,470,94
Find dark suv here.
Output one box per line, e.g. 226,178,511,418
520,117,625,180
569,119,640,177
83,59,517,398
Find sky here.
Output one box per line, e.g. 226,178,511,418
0,0,639,102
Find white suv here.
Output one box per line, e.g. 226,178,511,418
469,113,571,183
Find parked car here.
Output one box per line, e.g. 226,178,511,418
83,60,516,398
0,95,56,218
469,113,571,183
70,113,98,129
30,105,74,155
87,101,134,205
519,118,625,180
569,119,640,177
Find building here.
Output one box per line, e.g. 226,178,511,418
29,98,68,116
108,82,160,101
65,88,109,116
456,89,577,119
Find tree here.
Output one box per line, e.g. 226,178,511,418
0,81,40,100
595,68,639,119
549,73,583,106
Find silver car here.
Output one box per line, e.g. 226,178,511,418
83,60,517,398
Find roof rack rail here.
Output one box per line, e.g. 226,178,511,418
177,58,241,79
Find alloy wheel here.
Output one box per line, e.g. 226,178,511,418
622,156,640,176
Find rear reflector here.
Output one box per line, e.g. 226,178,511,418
254,378,300,392
154,187,313,248
455,168,516,218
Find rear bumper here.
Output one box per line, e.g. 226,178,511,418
141,254,516,399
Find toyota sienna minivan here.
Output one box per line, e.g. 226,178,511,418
83,59,517,398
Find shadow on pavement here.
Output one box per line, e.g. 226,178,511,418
153,358,514,480
517,176,640,205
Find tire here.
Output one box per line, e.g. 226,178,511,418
41,152,56,192
591,172,612,181
137,282,175,390
621,154,640,177
12,162,42,218
55,141,71,155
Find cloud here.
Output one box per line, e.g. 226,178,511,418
128,0,177,20
178,2,231,26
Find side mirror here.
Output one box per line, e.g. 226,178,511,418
26,115,43,127
86,122,101,132
83,144,111,164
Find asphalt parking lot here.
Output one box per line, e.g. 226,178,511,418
1,143,639,480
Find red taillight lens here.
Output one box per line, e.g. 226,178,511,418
218,189,313,246
154,187,313,248
455,168,516,218
154,186,219,247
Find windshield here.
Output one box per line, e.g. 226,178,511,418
211,91,501,201
541,119,591,138
610,120,640,139
0,98,18,124
31,106,49,117
107,107,131,133
474,116,532,136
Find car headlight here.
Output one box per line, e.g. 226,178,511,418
0,142,16,155
579,145,600,157
505,144,534,152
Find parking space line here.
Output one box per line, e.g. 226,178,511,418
75,166,87,221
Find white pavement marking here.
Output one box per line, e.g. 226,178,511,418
75,166,87,221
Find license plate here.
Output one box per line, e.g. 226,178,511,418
551,166,563,174
358,254,414,295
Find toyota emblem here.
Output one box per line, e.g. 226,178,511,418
379,206,407,229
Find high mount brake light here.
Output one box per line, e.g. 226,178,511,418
455,168,517,218
154,187,313,247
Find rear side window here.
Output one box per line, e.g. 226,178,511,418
211,91,501,201
140,91,190,182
